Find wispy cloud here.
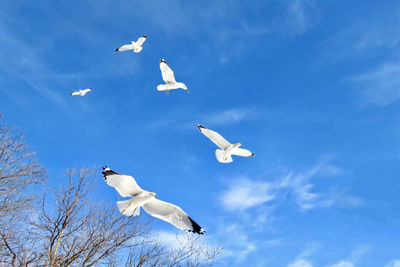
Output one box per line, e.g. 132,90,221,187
329,261,354,267
287,242,320,267
385,259,400,267
201,107,256,126
288,259,313,267
214,162,363,263
323,9,400,54
220,161,361,213
219,179,275,211
215,223,257,263
327,245,370,267
284,0,316,35
347,63,400,106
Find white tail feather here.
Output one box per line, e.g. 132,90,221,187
134,47,142,53
157,84,167,91
117,199,141,216
215,149,233,163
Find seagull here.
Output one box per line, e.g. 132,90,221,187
70,88,93,96
196,124,254,163
157,58,189,95
115,36,147,53
102,167,205,234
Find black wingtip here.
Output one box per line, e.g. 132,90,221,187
188,217,205,235
251,153,255,157
196,124,205,130
115,48,119,52
160,58,166,63
102,166,119,180
143,35,147,38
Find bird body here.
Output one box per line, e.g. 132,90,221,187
70,88,93,96
157,59,189,95
197,124,254,163
117,191,156,217
102,167,205,234
115,36,147,53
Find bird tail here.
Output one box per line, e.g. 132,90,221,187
157,84,167,91
215,149,233,163
133,47,142,53
117,199,141,217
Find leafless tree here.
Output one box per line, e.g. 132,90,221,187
0,124,221,266
0,167,221,266
0,124,45,218
0,124,45,266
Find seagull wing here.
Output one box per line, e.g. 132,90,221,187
80,89,91,96
102,167,143,197
142,198,205,234
231,147,254,157
135,36,146,47
71,91,80,96
160,61,176,83
197,125,231,150
116,44,133,51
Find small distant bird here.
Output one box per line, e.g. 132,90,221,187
197,124,254,163
70,88,93,96
157,58,189,95
102,167,205,234
115,36,147,53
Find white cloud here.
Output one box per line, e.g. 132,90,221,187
218,223,257,263
324,9,400,54
327,245,369,267
219,162,362,213
284,0,316,35
201,107,256,126
385,260,400,267
219,179,275,211
288,259,313,267
348,63,400,106
287,243,320,267
329,261,354,267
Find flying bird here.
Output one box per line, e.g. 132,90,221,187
102,167,205,234
196,124,254,163
115,36,147,53
70,88,93,96
157,58,189,95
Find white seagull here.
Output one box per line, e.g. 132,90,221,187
197,124,254,163
115,36,147,53
157,58,189,95
102,167,205,234
70,88,93,96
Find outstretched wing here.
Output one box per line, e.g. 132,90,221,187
135,36,146,47
116,44,133,52
231,147,254,157
80,89,92,96
143,198,205,234
196,124,231,150
102,167,143,197
71,91,80,96
160,60,176,83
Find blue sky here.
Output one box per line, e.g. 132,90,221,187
1,0,399,266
